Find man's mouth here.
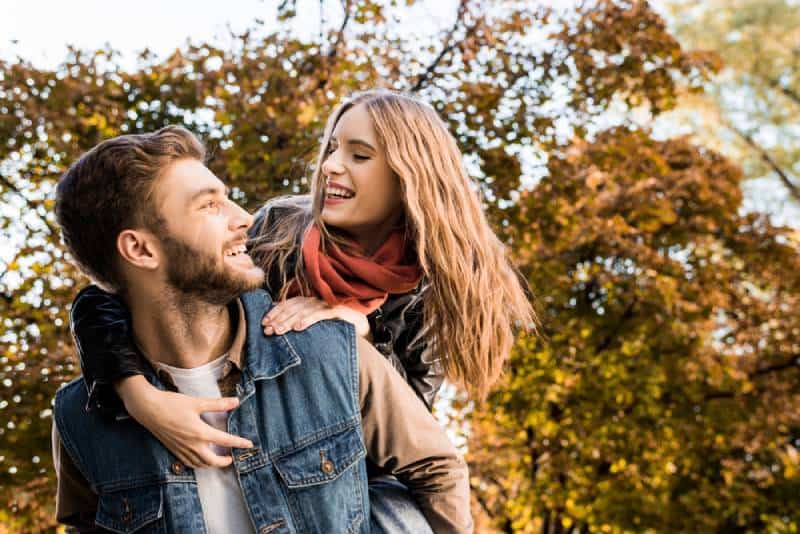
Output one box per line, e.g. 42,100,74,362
224,243,248,257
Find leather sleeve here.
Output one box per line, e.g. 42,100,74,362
358,336,473,533
70,285,148,417
369,286,445,411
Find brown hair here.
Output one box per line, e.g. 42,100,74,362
250,90,537,400
55,125,205,293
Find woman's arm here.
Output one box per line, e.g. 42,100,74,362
70,285,252,467
372,288,445,410
116,376,252,467
70,285,150,416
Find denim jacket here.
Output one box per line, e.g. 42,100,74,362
55,289,370,533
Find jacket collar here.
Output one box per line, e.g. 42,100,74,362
239,289,301,380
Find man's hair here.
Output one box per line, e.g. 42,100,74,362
55,125,206,293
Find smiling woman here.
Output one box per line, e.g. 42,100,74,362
318,102,404,254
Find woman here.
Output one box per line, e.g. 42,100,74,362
71,89,536,469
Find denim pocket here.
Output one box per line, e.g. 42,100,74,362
274,424,365,487
95,484,164,533
272,424,367,532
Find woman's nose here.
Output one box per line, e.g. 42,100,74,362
322,155,344,176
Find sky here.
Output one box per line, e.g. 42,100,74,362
1,0,460,69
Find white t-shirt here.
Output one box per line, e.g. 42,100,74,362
157,354,255,534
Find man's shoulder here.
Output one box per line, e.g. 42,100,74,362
53,377,91,423
55,376,88,403
239,288,273,314
238,290,357,375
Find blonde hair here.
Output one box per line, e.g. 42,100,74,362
251,90,536,399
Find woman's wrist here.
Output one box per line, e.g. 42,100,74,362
114,374,157,417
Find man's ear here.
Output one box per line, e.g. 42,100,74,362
117,229,160,270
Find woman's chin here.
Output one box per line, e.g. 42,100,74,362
321,209,347,227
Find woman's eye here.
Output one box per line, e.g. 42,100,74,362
203,200,220,211
353,154,369,161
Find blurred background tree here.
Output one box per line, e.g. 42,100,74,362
658,0,800,222
0,0,797,531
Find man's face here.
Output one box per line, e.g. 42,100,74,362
153,159,264,304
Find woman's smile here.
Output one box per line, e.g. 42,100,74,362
324,180,356,206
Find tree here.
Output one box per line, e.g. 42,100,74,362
2,0,791,531
659,0,800,215
469,126,800,532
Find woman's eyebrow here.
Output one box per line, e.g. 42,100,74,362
347,139,376,152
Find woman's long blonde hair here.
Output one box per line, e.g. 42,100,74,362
251,89,535,400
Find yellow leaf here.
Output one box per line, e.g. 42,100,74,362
297,102,316,126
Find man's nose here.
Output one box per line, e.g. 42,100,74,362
228,201,253,231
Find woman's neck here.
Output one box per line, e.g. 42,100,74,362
347,212,404,256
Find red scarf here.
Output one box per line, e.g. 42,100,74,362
293,224,422,314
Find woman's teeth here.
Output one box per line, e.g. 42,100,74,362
327,187,355,199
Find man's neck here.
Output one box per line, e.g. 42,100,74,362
127,290,234,369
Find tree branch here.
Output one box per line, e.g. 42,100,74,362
595,295,638,352
0,174,56,236
752,355,800,376
768,77,800,107
410,0,471,92
328,0,352,59
729,124,800,203
703,354,800,401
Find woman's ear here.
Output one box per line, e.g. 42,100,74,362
117,229,160,271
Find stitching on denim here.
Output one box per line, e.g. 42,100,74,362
347,511,365,534
268,416,360,458
262,518,287,533
95,484,163,533
273,430,367,488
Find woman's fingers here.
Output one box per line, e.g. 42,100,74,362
203,426,254,450
263,297,310,325
158,436,205,469
196,447,234,468
198,396,240,413
291,308,335,331
279,301,328,333
264,297,329,335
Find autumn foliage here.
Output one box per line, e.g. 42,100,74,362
0,1,797,531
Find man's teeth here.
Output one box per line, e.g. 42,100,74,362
225,244,247,257
327,187,355,199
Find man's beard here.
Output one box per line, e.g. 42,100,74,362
161,233,264,306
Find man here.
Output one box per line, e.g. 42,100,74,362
52,126,472,533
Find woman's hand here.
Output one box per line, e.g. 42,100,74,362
262,296,370,338
116,375,254,469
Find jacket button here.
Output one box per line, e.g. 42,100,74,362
171,461,184,475
321,459,334,474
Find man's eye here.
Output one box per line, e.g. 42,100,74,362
204,200,220,210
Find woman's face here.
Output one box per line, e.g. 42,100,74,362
320,103,403,250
